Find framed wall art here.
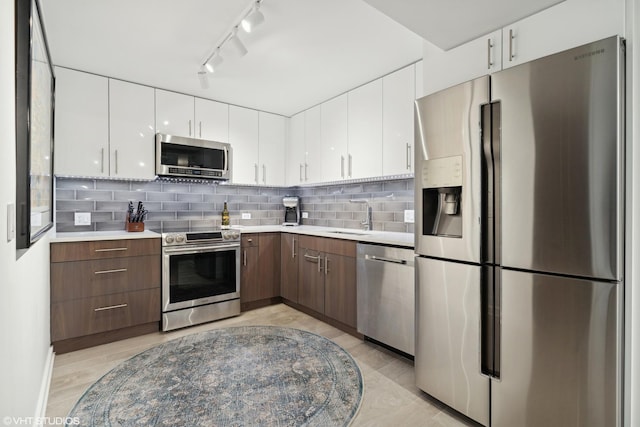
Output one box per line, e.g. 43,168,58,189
15,0,55,250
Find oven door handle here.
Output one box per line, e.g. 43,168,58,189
163,243,240,255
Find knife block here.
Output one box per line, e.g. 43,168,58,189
125,214,144,232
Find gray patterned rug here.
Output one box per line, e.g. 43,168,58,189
68,326,363,426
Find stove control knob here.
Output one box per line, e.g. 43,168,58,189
165,235,174,244
231,232,240,239
176,235,185,243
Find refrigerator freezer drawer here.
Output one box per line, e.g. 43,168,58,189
415,256,489,426
492,269,621,427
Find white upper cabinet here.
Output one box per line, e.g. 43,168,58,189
54,67,109,177
229,105,259,185
286,112,306,185
422,0,623,95
258,112,286,186
423,30,502,96
304,105,323,184
194,98,229,142
321,94,349,182
155,90,195,137
502,0,624,69
383,65,415,176
415,60,425,99
109,79,156,180
348,79,383,179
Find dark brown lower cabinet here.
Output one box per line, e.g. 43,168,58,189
50,238,161,353
297,236,357,329
280,233,299,302
241,233,281,309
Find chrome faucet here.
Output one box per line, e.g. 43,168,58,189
349,199,372,231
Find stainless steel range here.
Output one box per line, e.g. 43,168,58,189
161,229,241,331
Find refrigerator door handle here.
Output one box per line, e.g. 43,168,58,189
481,265,501,379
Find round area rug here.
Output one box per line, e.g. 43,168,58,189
68,326,363,426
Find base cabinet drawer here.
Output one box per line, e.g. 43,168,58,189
51,288,160,341
51,238,161,262
51,255,160,301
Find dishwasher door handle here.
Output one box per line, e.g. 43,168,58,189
366,254,407,265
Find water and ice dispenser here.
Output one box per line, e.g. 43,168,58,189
421,155,463,238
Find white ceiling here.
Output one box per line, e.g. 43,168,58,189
40,0,424,117
362,0,565,50
40,0,566,117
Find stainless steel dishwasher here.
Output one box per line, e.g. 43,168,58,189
357,243,415,356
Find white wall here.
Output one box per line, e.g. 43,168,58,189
625,1,640,425
0,0,53,420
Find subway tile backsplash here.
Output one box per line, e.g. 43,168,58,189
55,177,414,233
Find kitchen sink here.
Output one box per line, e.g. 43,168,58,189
327,230,369,236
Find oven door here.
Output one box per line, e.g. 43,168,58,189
162,243,240,312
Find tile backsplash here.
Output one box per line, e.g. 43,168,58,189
55,177,414,233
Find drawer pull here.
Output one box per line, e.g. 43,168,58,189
95,247,128,252
304,254,320,262
94,268,128,275
94,303,128,312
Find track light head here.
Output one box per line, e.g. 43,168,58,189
241,3,264,33
230,28,248,56
205,49,224,73
198,67,209,89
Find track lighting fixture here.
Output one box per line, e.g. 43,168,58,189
198,0,265,87
241,2,264,33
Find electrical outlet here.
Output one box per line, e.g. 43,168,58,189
241,212,251,220
302,212,309,219
74,212,92,226
404,209,415,223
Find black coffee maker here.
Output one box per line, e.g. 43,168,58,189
282,196,300,226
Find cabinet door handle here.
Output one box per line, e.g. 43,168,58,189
305,163,308,181
406,143,411,170
300,164,303,182
292,237,296,259
324,256,329,276
243,249,247,266
341,156,345,178
95,247,128,252
509,29,514,61
94,268,127,275
199,121,202,138
189,119,192,136
348,154,353,177
114,149,119,175
304,253,320,262
487,38,493,69
100,148,105,174
262,164,266,184
318,255,323,273
254,163,259,184
94,303,127,312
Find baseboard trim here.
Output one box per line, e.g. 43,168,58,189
35,345,54,418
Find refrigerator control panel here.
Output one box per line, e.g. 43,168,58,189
422,155,462,188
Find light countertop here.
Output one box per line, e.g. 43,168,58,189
230,225,414,248
51,230,161,243
51,226,414,248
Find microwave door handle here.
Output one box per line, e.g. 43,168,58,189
224,148,229,173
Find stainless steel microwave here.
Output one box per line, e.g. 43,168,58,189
156,133,232,180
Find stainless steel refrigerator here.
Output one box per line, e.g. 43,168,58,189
414,36,624,427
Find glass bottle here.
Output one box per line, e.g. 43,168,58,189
221,202,230,227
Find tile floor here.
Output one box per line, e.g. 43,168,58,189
46,304,476,426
